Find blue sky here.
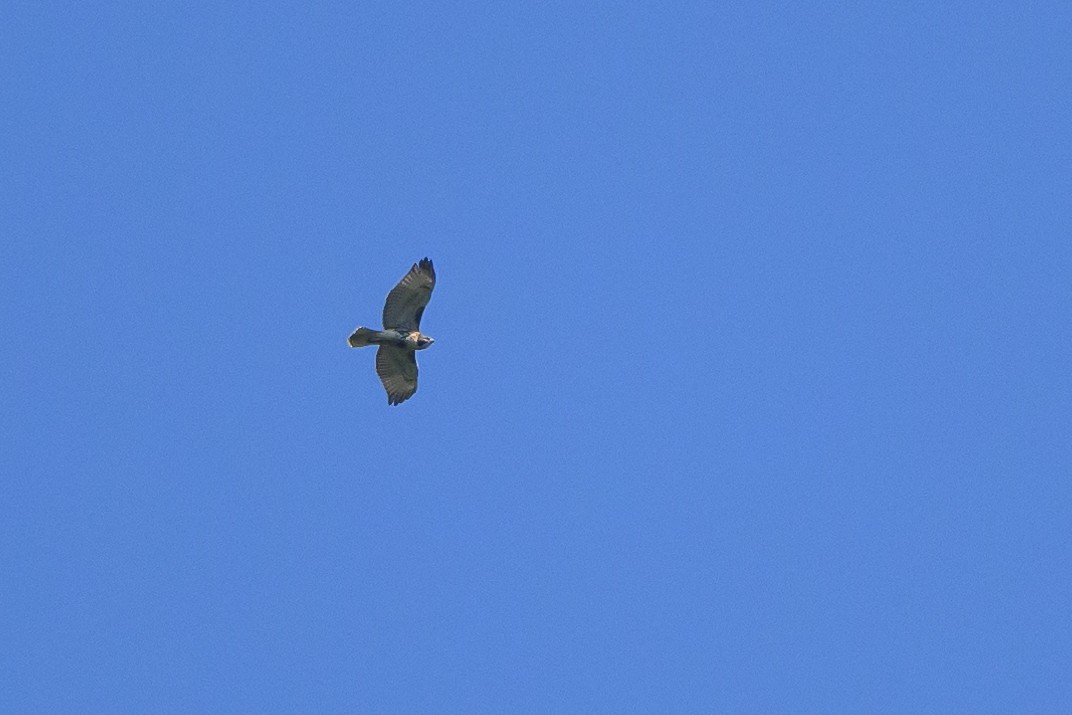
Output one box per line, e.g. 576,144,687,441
2,1,1069,711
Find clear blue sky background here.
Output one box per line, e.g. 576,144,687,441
3,1,1069,711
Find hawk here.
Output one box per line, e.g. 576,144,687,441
348,258,436,405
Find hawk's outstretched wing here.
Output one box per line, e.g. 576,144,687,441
375,345,418,405
382,258,435,331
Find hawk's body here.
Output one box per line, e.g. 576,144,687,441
348,258,436,405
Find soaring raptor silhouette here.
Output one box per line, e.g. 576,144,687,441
348,258,436,405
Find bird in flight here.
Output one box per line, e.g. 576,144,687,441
348,258,436,405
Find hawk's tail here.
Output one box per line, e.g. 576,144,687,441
348,327,378,348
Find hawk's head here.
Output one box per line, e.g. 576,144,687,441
415,334,435,350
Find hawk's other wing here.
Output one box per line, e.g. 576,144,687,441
382,258,435,331
375,345,419,405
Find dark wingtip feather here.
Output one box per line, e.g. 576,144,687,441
418,257,435,279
